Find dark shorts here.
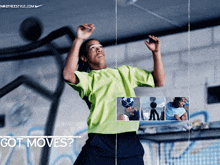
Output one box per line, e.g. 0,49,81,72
74,132,144,165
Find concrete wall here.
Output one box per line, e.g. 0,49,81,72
105,26,220,122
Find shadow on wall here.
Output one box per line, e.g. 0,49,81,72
0,16,75,165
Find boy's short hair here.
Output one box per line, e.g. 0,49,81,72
78,39,97,72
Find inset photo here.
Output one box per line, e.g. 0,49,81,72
165,97,189,121
140,97,166,121
117,97,141,121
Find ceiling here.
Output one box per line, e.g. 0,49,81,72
1,0,220,57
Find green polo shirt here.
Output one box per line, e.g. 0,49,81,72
68,65,155,134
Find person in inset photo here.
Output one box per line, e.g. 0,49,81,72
117,97,140,121
165,97,187,121
117,107,138,121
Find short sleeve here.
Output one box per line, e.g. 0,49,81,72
175,108,186,117
66,71,90,98
128,66,155,88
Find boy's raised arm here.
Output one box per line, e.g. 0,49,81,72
144,35,165,87
63,24,95,84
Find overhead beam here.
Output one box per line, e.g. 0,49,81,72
0,17,220,62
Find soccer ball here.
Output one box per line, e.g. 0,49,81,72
121,97,134,108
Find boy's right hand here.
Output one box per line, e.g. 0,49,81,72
76,24,95,40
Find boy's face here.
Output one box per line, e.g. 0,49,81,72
85,40,106,66
179,98,185,107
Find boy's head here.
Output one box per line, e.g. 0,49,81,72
78,39,106,72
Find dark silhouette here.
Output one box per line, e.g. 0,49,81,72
149,101,160,121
